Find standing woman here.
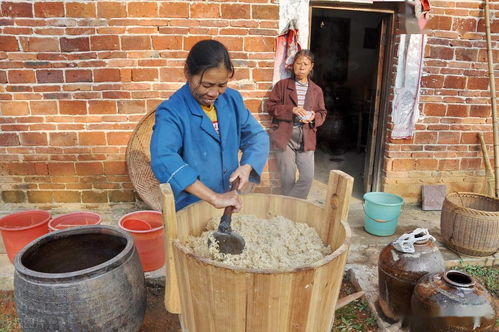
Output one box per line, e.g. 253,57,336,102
266,50,327,199
150,40,269,211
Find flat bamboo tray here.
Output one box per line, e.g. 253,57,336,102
126,110,161,211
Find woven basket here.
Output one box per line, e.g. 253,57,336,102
440,192,499,256
126,110,161,211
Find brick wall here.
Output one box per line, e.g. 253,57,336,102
383,0,499,202
0,0,497,206
0,0,278,206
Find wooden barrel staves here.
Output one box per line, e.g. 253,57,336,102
440,192,499,256
160,170,354,332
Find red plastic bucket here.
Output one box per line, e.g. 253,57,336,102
0,210,50,263
48,211,102,232
119,211,165,272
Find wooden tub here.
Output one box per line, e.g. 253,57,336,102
160,170,353,332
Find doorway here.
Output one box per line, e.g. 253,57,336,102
309,7,393,199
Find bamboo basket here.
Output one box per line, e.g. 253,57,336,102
125,110,161,211
160,170,354,332
440,192,499,256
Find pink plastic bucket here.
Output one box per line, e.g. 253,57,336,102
48,211,102,232
0,210,51,263
119,211,165,272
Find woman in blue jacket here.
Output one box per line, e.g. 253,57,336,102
150,40,269,211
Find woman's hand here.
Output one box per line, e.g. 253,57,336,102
229,164,252,191
301,111,315,123
292,106,308,118
210,191,242,212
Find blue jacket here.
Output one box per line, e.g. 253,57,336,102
150,83,269,211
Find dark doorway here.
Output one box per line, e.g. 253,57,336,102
310,7,392,199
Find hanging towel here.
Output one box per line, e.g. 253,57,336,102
272,20,301,84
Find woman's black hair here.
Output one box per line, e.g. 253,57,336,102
185,40,235,79
291,49,315,79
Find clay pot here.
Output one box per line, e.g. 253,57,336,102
378,237,445,321
410,270,496,332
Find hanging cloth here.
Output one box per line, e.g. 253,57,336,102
272,20,301,84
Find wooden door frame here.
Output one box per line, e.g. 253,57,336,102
308,3,396,192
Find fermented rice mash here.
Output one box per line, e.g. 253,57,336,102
185,215,332,270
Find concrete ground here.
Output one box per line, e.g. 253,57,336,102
1,161,497,330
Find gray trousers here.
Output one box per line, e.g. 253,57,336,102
275,126,314,199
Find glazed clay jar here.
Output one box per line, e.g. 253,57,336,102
410,270,496,332
378,236,445,321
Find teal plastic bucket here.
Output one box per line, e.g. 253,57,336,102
363,192,404,236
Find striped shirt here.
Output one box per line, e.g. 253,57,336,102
294,80,309,126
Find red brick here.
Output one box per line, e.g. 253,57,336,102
76,162,103,175
217,37,243,51
190,3,220,18
5,162,35,175
415,159,438,170
65,69,92,83
421,75,444,88
460,132,478,144
253,68,273,81
438,159,460,171
107,132,131,145
159,67,185,83
446,104,468,117
1,101,29,115
455,48,478,62
88,100,116,114
428,46,453,60
443,75,466,89
1,2,33,17
0,36,19,51
109,190,134,202
438,132,460,144
452,18,477,35
159,3,188,18
391,159,415,171
8,70,36,84
0,71,6,84
152,36,182,50
467,77,489,90
423,103,446,116
53,191,81,203
90,35,119,51
426,16,452,30
131,68,158,81
27,191,53,203
79,132,106,146
82,191,108,203
184,36,211,51
20,37,59,52
121,36,151,50
0,133,19,146
48,163,75,175
20,132,47,146
414,132,437,144
244,37,274,52
2,191,26,203
221,4,250,19
60,37,90,52
103,161,127,175
36,70,64,83
470,105,491,117
66,2,96,18
252,5,278,20
50,132,77,146
59,100,87,115
94,69,120,82
34,2,64,18
117,100,146,114
128,2,157,17
30,101,57,115
97,2,126,18
460,158,481,170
